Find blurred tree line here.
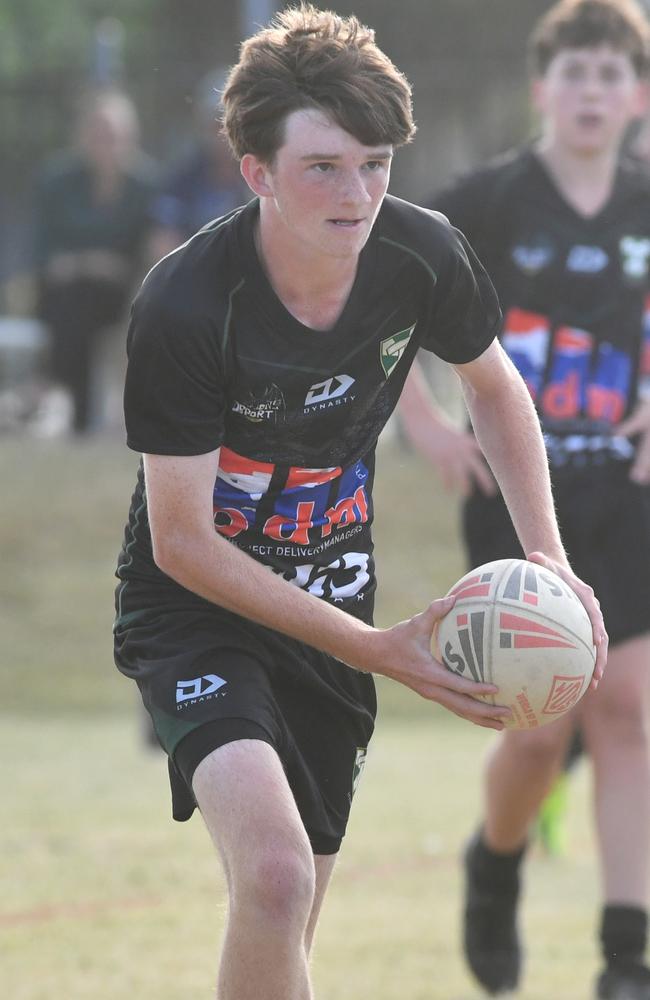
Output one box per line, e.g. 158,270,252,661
1,0,554,300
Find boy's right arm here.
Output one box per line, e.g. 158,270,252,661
143,449,510,730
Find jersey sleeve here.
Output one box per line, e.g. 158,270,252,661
124,288,227,456
420,219,502,364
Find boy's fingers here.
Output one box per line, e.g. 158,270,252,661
426,593,456,623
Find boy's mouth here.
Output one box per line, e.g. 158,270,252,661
576,112,604,128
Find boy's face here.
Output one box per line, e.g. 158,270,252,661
242,107,392,260
533,44,646,156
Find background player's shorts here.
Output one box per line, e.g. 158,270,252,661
463,460,650,647
113,586,376,855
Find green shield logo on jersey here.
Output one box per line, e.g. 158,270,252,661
380,324,415,379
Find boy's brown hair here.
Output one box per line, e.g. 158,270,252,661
529,0,650,77
221,3,415,162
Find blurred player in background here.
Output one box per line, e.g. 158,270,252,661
34,88,158,435
148,69,248,262
417,1,650,996
113,6,605,998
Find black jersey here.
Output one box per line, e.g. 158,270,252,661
116,195,499,620
430,147,650,468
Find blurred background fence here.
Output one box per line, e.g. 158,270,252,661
0,0,559,312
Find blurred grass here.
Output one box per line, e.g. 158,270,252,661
2,434,601,999
0,436,139,714
3,713,597,1000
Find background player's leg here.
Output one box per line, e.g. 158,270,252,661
483,714,575,850
579,635,650,995
192,739,318,1000
463,714,575,994
581,634,650,905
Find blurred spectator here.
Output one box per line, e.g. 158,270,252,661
33,87,158,435
149,69,247,261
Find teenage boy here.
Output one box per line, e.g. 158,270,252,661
419,1,650,996
113,6,605,998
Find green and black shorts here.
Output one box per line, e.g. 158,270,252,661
114,582,376,855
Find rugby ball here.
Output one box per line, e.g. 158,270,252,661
435,559,596,729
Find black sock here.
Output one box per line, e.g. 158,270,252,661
600,905,648,966
468,829,527,893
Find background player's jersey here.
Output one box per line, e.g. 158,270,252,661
430,147,650,469
116,195,499,620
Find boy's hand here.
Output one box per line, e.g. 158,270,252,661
369,595,511,730
615,400,650,484
527,552,608,691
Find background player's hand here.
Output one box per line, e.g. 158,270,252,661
527,552,608,691
409,420,497,497
615,400,650,484
373,595,511,730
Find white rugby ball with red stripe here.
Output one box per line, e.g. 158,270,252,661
435,558,596,729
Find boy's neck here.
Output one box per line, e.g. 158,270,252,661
255,212,360,331
534,139,620,218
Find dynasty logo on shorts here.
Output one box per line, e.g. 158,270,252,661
350,746,368,800
176,674,228,710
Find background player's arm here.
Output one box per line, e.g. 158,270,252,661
454,339,607,681
143,449,510,729
398,360,496,496
616,399,650,484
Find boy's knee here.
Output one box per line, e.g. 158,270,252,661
589,686,649,743
234,842,316,927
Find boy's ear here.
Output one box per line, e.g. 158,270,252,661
240,154,274,198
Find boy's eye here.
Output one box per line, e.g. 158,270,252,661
600,65,623,84
312,162,334,172
365,160,383,171
564,63,586,83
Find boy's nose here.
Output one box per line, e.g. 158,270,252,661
340,173,371,203
583,73,606,95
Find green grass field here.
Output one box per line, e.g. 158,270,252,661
2,435,600,999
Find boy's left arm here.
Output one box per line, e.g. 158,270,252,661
454,338,608,683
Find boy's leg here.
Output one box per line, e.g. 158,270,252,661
192,739,323,1000
580,635,650,998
